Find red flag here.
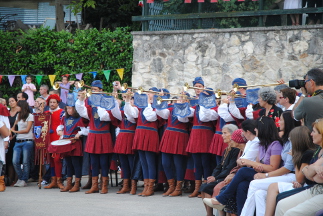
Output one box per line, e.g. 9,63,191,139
185,0,192,3
210,0,218,2
147,0,154,3
198,0,205,2
0,75,2,84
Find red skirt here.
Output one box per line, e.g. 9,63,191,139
114,131,135,154
186,129,214,153
85,132,114,154
159,128,189,155
209,133,227,155
132,128,159,153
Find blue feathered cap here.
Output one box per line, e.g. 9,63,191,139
161,88,170,99
149,87,159,92
232,78,247,88
66,93,76,107
91,80,103,89
193,77,204,86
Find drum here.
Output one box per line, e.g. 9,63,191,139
50,139,76,154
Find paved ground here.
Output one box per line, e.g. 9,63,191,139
1,177,206,216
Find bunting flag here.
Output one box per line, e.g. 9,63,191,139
8,75,15,87
48,75,56,86
36,75,43,85
198,0,205,2
210,0,218,2
147,0,154,3
75,73,83,80
103,70,111,82
21,75,27,84
91,71,97,79
116,68,124,80
0,75,2,84
185,0,192,3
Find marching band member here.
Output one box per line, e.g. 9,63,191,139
186,79,218,198
156,93,194,197
124,87,160,197
75,80,121,194
114,92,137,195
44,94,65,189
56,93,88,192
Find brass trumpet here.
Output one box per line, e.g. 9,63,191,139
78,80,92,89
232,83,287,91
86,89,133,97
53,82,78,93
215,89,246,99
183,82,215,93
156,95,194,105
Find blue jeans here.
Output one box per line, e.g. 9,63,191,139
216,167,256,215
12,140,34,182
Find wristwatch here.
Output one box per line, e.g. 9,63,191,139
265,173,269,178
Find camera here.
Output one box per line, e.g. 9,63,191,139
289,79,305,89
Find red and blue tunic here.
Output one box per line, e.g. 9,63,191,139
85,106,118,154
159,107,190,155
132,108,160,153
186,105,215,153
47,109,64,153
61,116,87,156
114,111,137,154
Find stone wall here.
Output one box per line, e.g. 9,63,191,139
131,25,323,93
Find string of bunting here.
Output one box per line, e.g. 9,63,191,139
0,68,125,87
138,0,257,5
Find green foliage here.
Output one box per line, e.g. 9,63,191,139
67,0,96,16
0,27,133,99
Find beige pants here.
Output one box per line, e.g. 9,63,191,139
275,185,323,216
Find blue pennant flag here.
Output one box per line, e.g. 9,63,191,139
246,88,260,105
66,93,76,107
21,75,27,85
100,96,116,110
88,94,102,107
173,102,191,118
152,95,168,110
198,91,216,108
134,92,148,108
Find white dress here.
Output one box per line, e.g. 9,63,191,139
284,0,302,9
0,121,5,164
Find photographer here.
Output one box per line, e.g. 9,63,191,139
293,68,323,130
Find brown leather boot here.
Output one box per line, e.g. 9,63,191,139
82,175,92,189
162,179,175,197
129,180,137,195
60,177,73,192
100,176,109,194
44,177,58,189
85,176,99,194
116,179,130,194
188,180,202,198
142,179,155,197
138,179,148,196
0,176,5,192
69,178,81,192
169,181,183,197
57,177,64,189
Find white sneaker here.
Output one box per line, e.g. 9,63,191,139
41,180,49,186
15,180,27,187
14,180,22,187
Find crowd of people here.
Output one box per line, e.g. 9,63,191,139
0,69,323,216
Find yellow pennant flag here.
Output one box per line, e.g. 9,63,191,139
116,68,124,80
48,75,56,86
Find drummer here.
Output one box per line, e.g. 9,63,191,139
75,80,121,194
44,94,65,189
56,93,88,192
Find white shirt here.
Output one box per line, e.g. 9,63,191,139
240,137,260,161
16,113,34,140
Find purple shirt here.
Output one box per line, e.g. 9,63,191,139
60,83,70,104
258,140,282,165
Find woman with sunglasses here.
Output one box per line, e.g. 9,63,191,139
203,116,283,215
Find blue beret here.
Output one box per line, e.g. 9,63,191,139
66,93,76,107
91,80,103,89
193,77,204,86
149,87,159,92
232,78,247,87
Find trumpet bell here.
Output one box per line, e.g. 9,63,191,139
122,83,128,91
138,86,143,94
86,89,92,97
183,83,189,91
78,80,85,88
53,82,60,90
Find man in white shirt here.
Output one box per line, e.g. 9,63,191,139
278,88,296,111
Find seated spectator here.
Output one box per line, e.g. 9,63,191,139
200,125,242,216
203,116,283,215
275,118,323,216
278,88,296,111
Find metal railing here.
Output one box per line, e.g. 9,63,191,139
133,0,323,31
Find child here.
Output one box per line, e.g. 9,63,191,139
22,76,36,107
